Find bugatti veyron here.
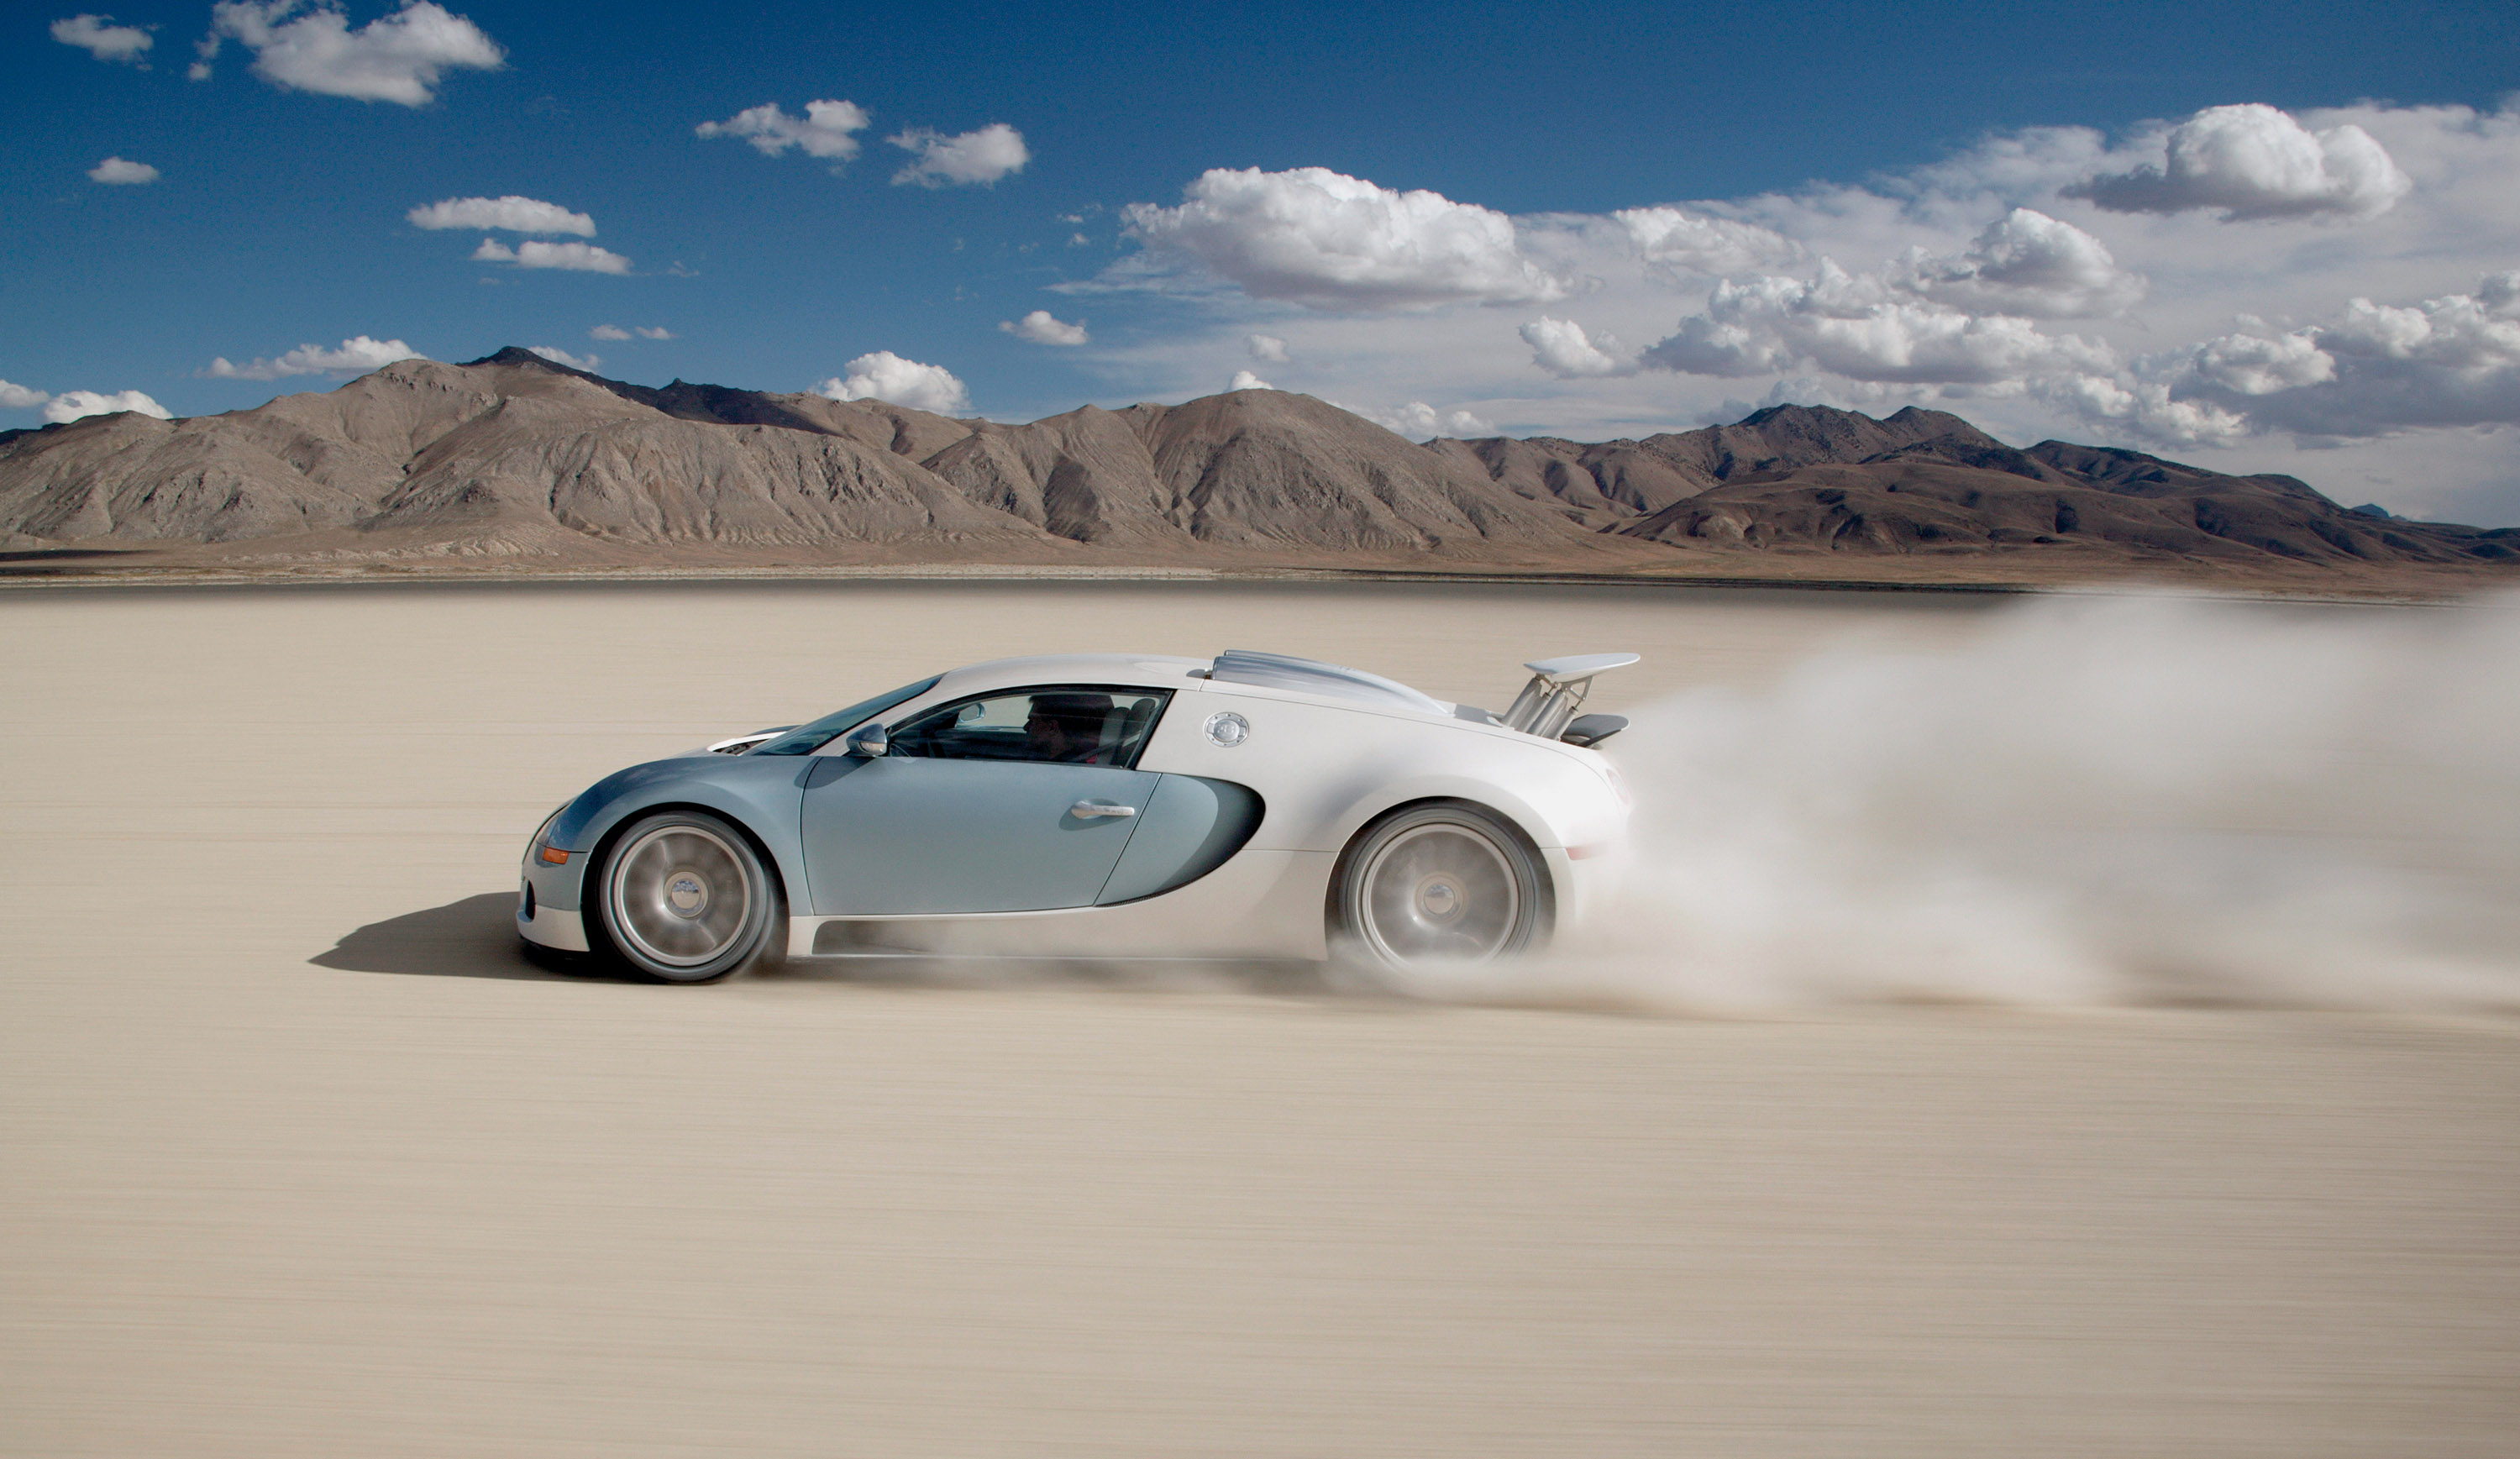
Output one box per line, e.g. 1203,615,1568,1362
517,649,1637,984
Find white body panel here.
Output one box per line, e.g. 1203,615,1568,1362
1143,679,1629,853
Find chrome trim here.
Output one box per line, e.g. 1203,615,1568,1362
1071,800,1137,818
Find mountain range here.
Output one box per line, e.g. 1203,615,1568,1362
3,347,2512,590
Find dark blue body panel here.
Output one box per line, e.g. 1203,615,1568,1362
535,755,813,913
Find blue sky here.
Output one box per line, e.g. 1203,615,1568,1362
8,1,2519,521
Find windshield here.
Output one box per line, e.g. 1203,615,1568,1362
746,675,942,756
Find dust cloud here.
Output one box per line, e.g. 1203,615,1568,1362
1493,591,2520,1012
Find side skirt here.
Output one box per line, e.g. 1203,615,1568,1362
786,849,1331,962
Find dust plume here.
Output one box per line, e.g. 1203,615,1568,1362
1505,591,2520,1012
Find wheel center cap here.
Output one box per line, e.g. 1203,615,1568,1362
1415,875,1464,923
665,871,709,917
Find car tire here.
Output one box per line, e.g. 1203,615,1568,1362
588,810,784,984
1329,800,1548,984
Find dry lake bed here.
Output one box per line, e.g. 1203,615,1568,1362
3,579,2513,1457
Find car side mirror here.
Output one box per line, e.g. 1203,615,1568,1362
842,721,889,758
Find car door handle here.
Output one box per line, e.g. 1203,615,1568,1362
1071,800,1136,819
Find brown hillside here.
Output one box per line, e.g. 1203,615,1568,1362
3,349,2512,590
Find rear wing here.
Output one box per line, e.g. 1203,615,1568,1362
1501,653,1640,740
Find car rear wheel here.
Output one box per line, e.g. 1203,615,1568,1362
590,810,782,984
1331,801,1546,983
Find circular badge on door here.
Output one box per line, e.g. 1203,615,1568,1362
1204,711,1251,748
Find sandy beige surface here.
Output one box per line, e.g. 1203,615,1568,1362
3,581,2515,1457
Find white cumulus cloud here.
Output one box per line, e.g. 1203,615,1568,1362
1889,207,2144,318
889,123,1029,187
1247,333,1289,363
1520,317,1634,378
526,345,598,370
1614,206,1801,281
2069,102,2410,222
696,100,870,166
1643,260,2115,385
0,380,54,410
472,238,631,274
999,310,1088,345
2039,374,2248,446
1120,166,1573,311
1227,370,1273,391
44,389,171,424
87,156,160,185
407,195,594,235
1369,401,1496,439
209,1,504,106
816,352,969,414
2040,276,2520,447
2186,329,2337,396
52,14,153,64
206,334,420,380
635,326,672,339
2166,272,2520,438
589,324,630,341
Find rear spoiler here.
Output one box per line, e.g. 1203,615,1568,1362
1501,653,1639,741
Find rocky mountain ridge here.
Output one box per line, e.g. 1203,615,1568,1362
3,348,2511,586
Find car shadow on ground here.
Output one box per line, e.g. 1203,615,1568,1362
312,890,1335,996
309,892,619,981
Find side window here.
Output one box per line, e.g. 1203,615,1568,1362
889,686,1170,768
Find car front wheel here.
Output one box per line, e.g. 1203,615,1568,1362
1331,801,1546,982
590,810,782,984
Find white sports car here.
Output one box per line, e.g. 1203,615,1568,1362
518,649,1635,984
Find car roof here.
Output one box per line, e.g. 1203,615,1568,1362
930,653,1211,697
926,651,1462,721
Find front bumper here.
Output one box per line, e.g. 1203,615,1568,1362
517,880,591,953
518,829,592,953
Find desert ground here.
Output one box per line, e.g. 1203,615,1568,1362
3,579,2515,1457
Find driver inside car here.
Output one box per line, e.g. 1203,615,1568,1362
1024,691,1114,764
